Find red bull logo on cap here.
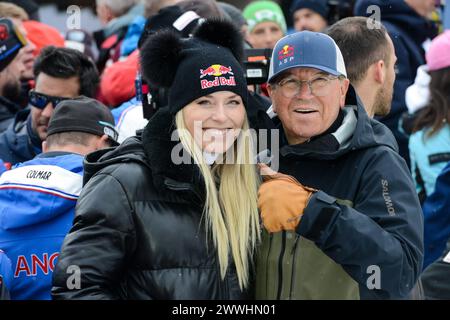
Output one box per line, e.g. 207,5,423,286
278,45,294,61
200,64,236,89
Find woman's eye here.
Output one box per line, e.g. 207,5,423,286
197,100,211,105
227,100,241,105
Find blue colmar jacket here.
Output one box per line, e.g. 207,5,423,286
0,152,83,300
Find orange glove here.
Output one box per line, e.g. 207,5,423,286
258,165,316,233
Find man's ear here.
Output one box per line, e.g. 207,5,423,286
373,60,385,84
97,134,110,149
42,140,48,153
339,78,350,108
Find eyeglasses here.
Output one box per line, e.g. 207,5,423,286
275,75,343,98
28,90,71,109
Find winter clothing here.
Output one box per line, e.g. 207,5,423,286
0,152,84,300
8,0,39,20
0,109,41,166
255,87,424,299
421,162,450,270
47,97,118,145
218,2,247,30
98,49,139,108
0,18,26,72
268,30,347,82
0,160,7,175
405,65,430,115
400,65,431,137
120,16,146,58
52,19,258,300
290,0,330,20
258,173,315,232
0,249,12,300
94,2,143,73
243,1,287,34
0,97,23,133
422,235,450,299
101,2,144,40
23,21,65,57
112,97,148,143
51,109,252,300
354,0,437,166
409,125,450,197
426,30,450,71
140,19,248,116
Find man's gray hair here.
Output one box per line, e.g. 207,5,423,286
96,0,138,16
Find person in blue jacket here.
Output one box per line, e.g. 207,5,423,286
354,0,437,166
421,161,450,269
0,46,99,167
0,96,117,300
420,161,450,298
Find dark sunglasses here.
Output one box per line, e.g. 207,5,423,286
28,90,71,109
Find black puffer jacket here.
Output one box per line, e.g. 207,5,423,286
51,108,252,300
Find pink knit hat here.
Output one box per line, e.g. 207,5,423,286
426,30,450,71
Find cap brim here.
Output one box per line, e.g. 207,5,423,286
269,63,342,83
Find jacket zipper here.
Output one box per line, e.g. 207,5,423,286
276,231,287,300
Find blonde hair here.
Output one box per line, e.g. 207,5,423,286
175,110,261,290
0,2,29,21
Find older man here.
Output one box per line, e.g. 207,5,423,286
256,31,423,299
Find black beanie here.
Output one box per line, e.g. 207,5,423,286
0,18,26,72
290,0,330,20
139,19,248,115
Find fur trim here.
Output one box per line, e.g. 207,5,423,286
193,19,244,62
139,30,183,87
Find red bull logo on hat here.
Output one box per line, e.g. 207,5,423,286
200,64,234,78
200,64,236,89
278,45,294,61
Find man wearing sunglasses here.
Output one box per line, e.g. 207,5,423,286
255,31,423,299
0,46,99,166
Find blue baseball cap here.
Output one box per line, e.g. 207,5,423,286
268,30,347,83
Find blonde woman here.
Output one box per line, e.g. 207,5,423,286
51,19,261,299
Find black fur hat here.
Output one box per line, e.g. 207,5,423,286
139,18,247,115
